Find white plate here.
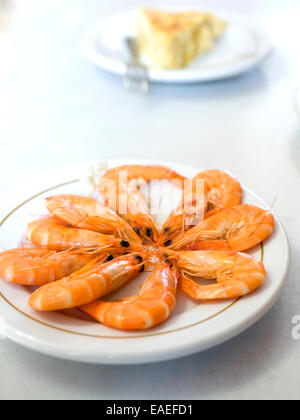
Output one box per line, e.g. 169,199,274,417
0,160,289,364
81,9,272,84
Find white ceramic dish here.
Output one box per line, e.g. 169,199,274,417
81,9,272,84
0,160,289,364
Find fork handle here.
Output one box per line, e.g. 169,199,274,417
125,37,140,64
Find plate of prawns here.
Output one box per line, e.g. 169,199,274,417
0,160,290,364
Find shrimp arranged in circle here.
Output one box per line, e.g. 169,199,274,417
0,164,276,332
29,253,147,312
175,250,266,300
81,259,179,331
0,248,108,286
160,169,242,245
27,217,134,252
98,165,186,243
171,204,274,252
46,194,142,244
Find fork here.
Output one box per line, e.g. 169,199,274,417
124,37,149,93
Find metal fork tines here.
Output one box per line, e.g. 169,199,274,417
125,63,149,93
124,37,149,93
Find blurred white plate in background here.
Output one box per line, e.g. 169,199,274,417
0,160,289,365
81,9,272,83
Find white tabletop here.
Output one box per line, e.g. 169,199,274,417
0,0,299,400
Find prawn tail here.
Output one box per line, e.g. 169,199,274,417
180,275,201,300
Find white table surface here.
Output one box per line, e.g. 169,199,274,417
0,0,299,400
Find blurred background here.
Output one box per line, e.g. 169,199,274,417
0,0,299,200
1,0,300,400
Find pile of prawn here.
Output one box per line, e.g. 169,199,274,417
0,165,275,331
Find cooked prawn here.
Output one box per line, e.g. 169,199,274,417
27,217,135,252
29,252,147,311
196,169,243,216
160,169,242,245
46,194,142,243
175,250,266,300
171,204,274,252
80,259,179,331
98,165,186,242
0,248,108,286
